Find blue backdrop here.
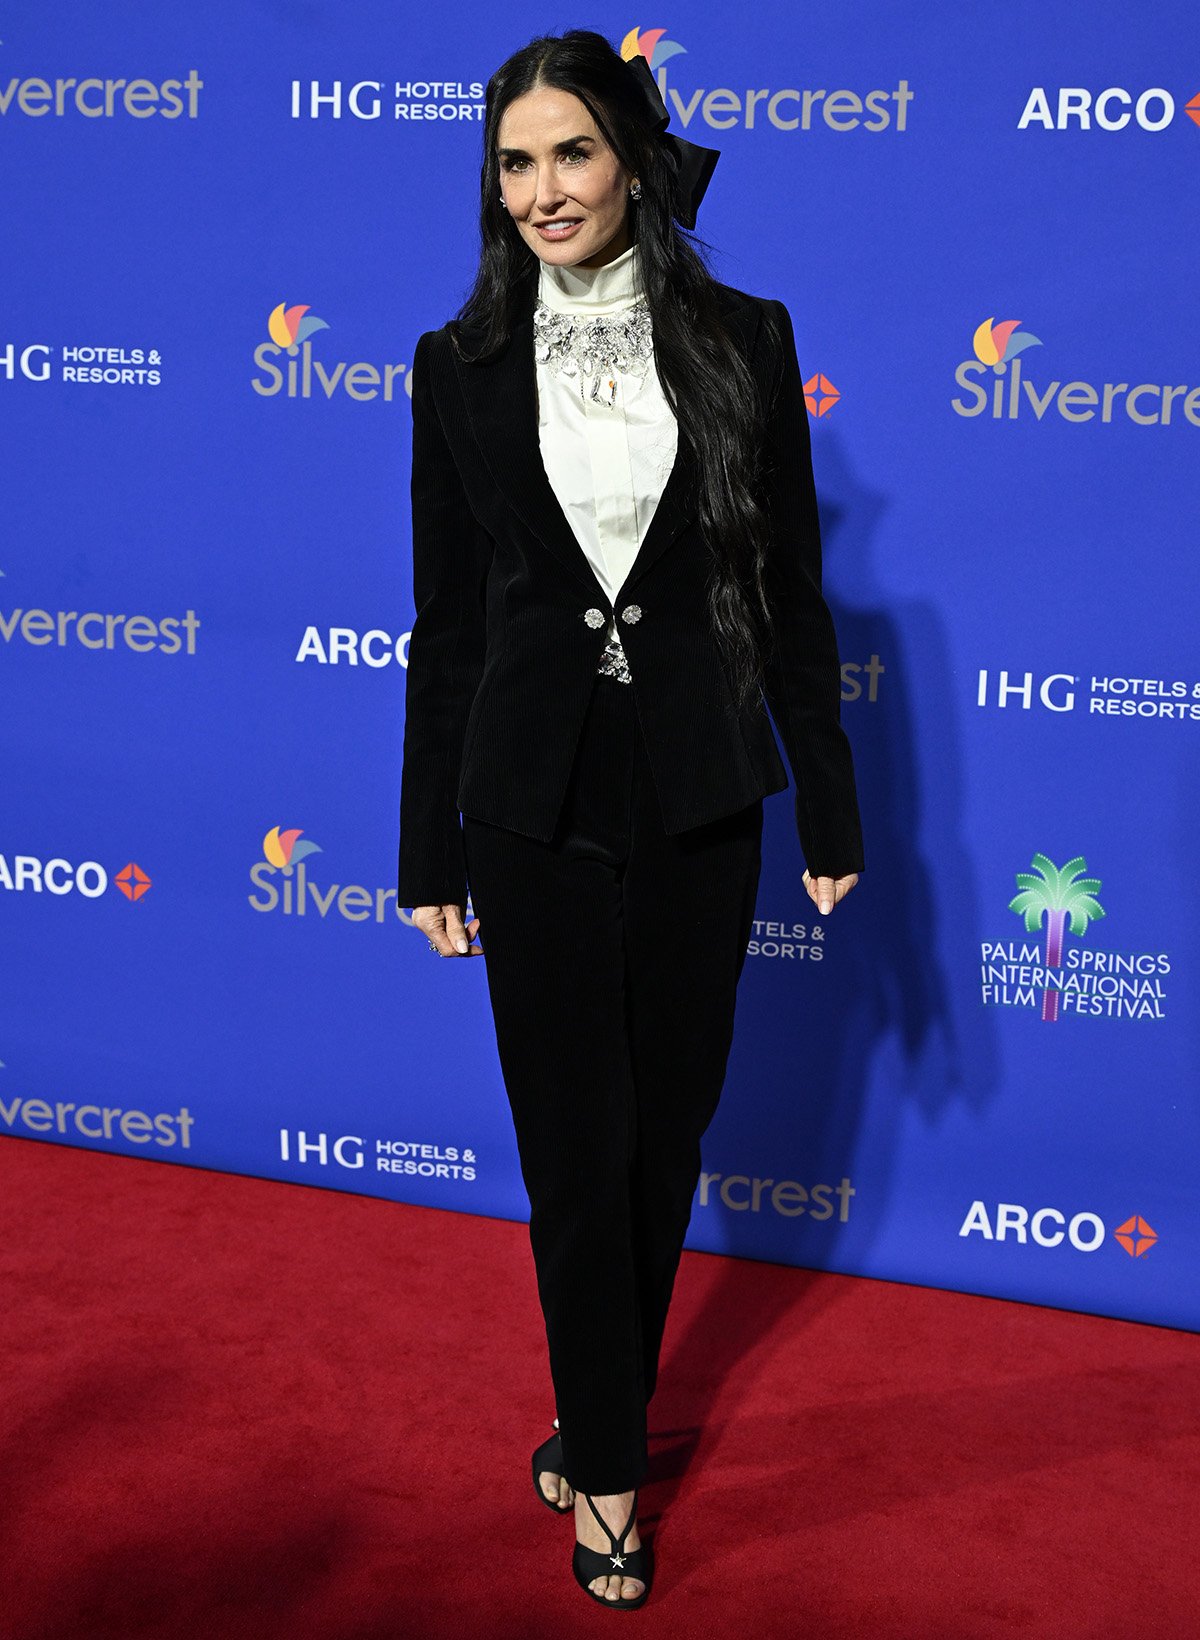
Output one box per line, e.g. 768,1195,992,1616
3,2,1196,1332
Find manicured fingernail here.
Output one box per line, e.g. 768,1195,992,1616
820,900,832,915
455,938,468,953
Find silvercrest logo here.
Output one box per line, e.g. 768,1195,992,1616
0,71,203,118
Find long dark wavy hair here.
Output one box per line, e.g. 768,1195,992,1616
451,28,778,708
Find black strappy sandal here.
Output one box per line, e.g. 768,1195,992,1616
532,1418,573,1513
572,1490,653,1610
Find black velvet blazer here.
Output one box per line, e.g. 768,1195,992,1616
397,275,864,910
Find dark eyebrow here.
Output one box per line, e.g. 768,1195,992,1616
496,134,595,159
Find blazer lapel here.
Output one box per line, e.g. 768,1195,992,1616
450,278,756,603
621,408,694,597
624,290,759,596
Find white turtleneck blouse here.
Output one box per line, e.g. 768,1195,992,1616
534,243,678,660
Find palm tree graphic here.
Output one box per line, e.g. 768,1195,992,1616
1008,853,1105,1022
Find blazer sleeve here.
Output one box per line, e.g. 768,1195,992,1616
397,328,492,910
757,297,865,880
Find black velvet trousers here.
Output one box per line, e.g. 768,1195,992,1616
461,669,764,1495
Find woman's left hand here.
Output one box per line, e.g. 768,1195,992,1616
803,870,859,917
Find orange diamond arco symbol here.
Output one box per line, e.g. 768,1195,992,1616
803,372,840,417
1185,92,1200,128
114,862,151,902
1114,1215,1157,1257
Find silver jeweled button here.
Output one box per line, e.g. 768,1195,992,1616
620,603,643,624
583,608,605,629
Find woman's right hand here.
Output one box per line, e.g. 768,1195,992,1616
412,903,483,957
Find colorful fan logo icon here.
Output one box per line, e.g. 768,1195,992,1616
973,317,1042,368
267,303,329,349
620,26,687,70
262,826,323,869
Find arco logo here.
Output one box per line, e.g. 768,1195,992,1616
804,373,841,417
959,1201,1159,1258
1018,85,1198,134
295,624,410,667
1113,1215,1158,1257
114,863,152,902
0,853,148,901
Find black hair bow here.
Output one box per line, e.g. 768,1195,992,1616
623,51,720,230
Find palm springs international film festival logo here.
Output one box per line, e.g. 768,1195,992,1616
249,304,411,403
953,318,1200,428
620,26,912,133
247,825,417,925
980,853,1170,1023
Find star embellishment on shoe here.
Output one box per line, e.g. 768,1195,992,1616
610,1554,626,1569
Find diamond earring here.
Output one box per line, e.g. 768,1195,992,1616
629,179,642,200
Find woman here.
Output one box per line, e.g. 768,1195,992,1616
397,28,863,1610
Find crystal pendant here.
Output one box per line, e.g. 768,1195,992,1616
596,635,632,684
533,298,654,406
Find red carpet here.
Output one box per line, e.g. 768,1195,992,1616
1,1136,1196,1640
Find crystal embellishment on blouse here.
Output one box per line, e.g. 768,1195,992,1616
533,297,655,406
596,635,632,684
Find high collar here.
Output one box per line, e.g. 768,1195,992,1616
537,241,644,317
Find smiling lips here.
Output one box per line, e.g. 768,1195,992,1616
536,218,583,235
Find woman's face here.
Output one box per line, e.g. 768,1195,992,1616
496,86,632,270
